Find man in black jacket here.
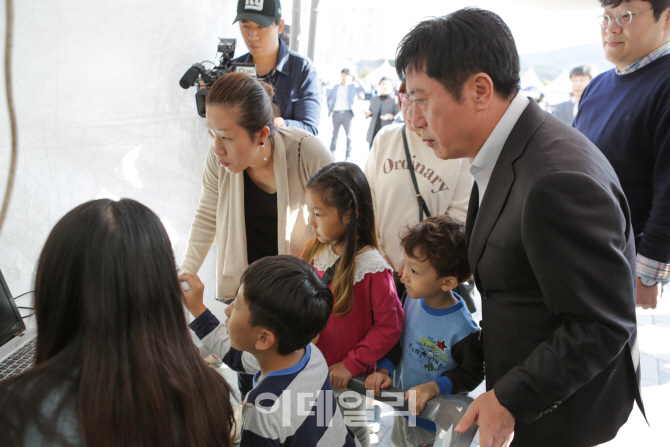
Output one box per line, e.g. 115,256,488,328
396,8,644,447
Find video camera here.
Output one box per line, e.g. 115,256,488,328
179,38,257,117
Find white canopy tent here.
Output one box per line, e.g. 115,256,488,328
544,69,572,94
520,67,545,91
543,69,572,105
0,0,250,290
519,67,545,100
364,60,400,89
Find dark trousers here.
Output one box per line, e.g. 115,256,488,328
330,111,354,157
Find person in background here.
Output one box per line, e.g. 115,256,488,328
0,199,235,447
397,8,643,446
181,72,332,400
232,0,321,134
279,23,290,46
327,68,367,160
574,0,670,309
552,65,596,125
366,216,484,447
301,162,405,447
365,79,474,311
364,77,399,149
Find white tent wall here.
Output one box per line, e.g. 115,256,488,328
0,0,245,292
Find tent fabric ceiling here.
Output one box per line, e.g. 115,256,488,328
0,0,605,288
0,0,244,291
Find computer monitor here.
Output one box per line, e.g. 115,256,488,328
0,269,26,347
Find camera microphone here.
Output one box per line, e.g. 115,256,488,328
181,39,256,115
179,63,205,89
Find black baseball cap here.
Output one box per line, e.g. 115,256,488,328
233,0,282,28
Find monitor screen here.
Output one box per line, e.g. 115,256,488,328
0,269,26,346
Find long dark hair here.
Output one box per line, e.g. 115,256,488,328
301,162,378,316
0,199,235,447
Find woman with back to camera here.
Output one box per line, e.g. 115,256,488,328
0,198,235,447
180,72,333,397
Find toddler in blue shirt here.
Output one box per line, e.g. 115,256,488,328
365,216,483,447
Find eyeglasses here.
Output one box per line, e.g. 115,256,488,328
398,92,411,106
598,7,653,28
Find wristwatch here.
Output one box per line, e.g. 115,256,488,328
639,276,660,287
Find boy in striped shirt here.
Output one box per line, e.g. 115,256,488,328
182,255,360,447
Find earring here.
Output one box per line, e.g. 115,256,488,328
262,142,267,161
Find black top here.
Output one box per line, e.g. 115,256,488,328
371,95,389,142
244,170,278,265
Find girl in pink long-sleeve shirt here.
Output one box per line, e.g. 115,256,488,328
302,162,404,447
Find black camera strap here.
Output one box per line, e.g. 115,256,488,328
321,240,367,286
402,125,431,222
257,68,276,86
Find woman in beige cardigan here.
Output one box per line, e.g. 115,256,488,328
182,72,333,297
181,72,333,397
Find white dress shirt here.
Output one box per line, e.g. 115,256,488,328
470,93,529,205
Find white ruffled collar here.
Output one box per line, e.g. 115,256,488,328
312,244,392,285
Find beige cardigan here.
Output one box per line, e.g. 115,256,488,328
182,127,334,298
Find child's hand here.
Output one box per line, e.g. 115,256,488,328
406,381,440,416
179,272,207,318
365,369,392,396
328,362,354,390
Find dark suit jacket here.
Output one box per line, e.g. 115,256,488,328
465,101,644,447
366,95,399,144
552,99,574,125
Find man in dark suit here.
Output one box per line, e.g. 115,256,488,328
552,65,595,125
395,8,644,447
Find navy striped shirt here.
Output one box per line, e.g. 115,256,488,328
190,310,359,446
